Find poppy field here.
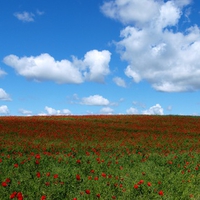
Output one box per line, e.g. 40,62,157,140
0,115,200,199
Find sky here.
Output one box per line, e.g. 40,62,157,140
1,0,200,116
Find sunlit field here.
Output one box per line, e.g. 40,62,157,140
0,115,200,199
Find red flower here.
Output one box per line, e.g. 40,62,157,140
134,184,139,189
85,189,90,194
101,172,106,178
90,169,95,173
5,178,11,183
45,182,50,186
158,190,164,196
36,172,41,178
41,195,46,200
138,180,144,185
112,196,116,199
147,182,152,187
96,193,101,198
35,154,41,159
94,176,99,181
35,160,40,165
16,192,23,199
76,174,81,181
54,174,58,179
14,163,19,168
76,159,81,164
2,182,7,187
10,192,17,199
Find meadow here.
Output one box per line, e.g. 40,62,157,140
0,115,200,200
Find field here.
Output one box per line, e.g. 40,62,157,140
0,115,200,200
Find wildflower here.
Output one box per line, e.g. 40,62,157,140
14,163,19,168
134,184,139,189
147,182,152,187
112,196,116,199
96,193,101,198
5,178,11,183
35,154,41,159
101,172,106,178
85,189,90,194
1,182,7,187
158,190,164,196
41,195,46,200
76,174,81,181
76,159,81,164
138,180,144,185
10,192,17,199
94,176,99,181
16,192,23,200
54,174,58,179
36,172,41,178
35,160,40,165
45,182,50,186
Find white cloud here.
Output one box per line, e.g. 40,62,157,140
113,76,126,87
3,50,111,84
102,0,200,92
100,107,114,114
14,11,35,22
19,109,32,115
83,50,111,82
101,0,160,26
0,105,9,115
81,95,109,106
0,88,11,101
126,107,138,114
142,104,164,115
0,69,7,77
45,106,71,115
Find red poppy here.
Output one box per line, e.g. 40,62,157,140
36,172,41,178
76,174,81,181
41,195,46,200
85,189,90,194
158,190,164,196
54,174,58,179
2,182,7,187
14,163,19,168
96,193,100,198
134,184,139,189
10,192,17,199
147,182,152,186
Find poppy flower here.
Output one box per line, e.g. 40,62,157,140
158,190,164,196
85,189,90,194
76,174,81,181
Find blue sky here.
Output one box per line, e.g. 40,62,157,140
1,0,200,116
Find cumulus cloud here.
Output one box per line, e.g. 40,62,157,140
14,11,35,22
126,107,138,114
102,0,200,92
0,105,9,115
113,77,126,87
45,106,71,115
100,107,114,114
142,104,164,115
0,88,11,101
81,95,109,106
3,50,111,84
